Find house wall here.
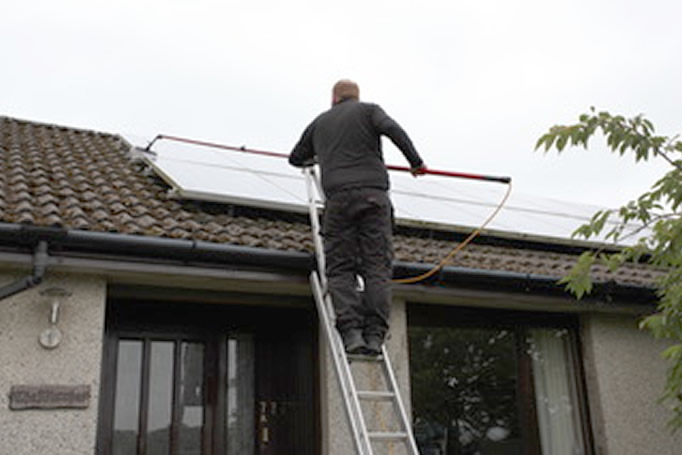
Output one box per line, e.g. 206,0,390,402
5,260,680,455
582,312,682,455
0,271,106,455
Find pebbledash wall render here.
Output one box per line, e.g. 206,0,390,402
0,115,681,454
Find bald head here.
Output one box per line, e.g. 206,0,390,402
332,79,360,105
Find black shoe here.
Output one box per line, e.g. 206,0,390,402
364,335,383,356
342,329,366,354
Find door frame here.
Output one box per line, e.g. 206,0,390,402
96,295,320,455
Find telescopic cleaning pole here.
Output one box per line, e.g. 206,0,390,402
386,164,511,184
149,134,512,185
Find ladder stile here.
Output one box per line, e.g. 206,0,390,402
303,167,420,455
304,167,327,290
310,271,372,455
380,343,421,453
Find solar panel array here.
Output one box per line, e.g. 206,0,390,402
143,137,637,245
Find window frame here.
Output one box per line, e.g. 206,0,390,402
407,303,595,455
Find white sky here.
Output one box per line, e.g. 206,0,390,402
2,0,680,210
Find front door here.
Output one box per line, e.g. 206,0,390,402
97,299,318,455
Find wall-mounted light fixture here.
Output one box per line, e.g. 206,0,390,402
38,287,71,349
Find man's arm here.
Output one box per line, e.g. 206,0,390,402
289,123,317,167
371,105,425,172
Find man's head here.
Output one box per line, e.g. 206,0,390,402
332,79,359,105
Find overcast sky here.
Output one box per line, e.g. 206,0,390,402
2,0,680,210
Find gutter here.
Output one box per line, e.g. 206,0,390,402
0,223,313,271
0,223,656,304
392,262,655,304
0,240,48,301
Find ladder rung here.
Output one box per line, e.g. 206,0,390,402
368,431,409,441
347,353,384,362
357,390,395,401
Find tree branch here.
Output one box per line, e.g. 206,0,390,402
654,143,682,171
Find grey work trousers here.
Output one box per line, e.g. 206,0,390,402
322,187,393,339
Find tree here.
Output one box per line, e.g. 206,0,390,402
536,108,682,429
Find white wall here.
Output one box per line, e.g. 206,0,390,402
0,272,106,455
582,312,682,455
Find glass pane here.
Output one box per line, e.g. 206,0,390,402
113,340,143,455
528,329,585,455
147,341,174,455
227,334,255,454
178,342,205,455
409,327,523,454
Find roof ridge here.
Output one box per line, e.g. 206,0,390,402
0,114,123,142
0,114,133,163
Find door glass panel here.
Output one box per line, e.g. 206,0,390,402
113,340,143,455
227,334,255,454
528,328,585,455
178,342,205,454
147,341,174,455
410,327,523,454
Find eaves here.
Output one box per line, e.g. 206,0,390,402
0,222,657,311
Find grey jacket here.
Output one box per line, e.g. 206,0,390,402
289,99,423,195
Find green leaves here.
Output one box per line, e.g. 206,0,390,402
534,109,676,165
535,124,592,152
558,252,595,299
573,209,613,240
538,108,682,430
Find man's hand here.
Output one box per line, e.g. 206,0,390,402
410,164,427,177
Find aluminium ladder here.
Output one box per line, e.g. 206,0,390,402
302,167,420,455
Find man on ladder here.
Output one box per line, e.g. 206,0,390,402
289,79,427,356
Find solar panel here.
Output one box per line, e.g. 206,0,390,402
149,151,307,212
142,137,641,245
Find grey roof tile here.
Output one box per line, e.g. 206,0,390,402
16,212,35,224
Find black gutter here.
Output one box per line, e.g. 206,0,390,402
0,223,656,305
0,240,48,301
393,262,656,305
0,223,313,271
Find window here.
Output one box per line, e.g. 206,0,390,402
408,305,592,455
111,338,209,455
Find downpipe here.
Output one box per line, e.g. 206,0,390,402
0,240,48,301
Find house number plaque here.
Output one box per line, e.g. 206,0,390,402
9,385,91,410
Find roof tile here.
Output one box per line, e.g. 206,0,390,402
37,193,57,206
110,202,127,214
135,214,157,229
65,206,87,220
44,214,63,226
16,212,35,224
38,202,59,216
91,209,109,221
15,200,33,213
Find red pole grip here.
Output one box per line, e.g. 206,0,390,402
387,164,511,184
